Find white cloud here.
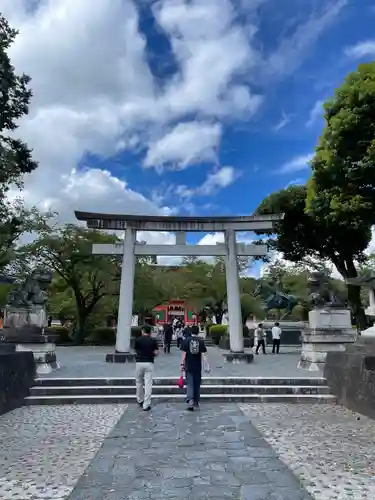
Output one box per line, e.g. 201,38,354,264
152,0,262,119
163,166,239,200
200,166,238,194
273,113,291,132
144,122,222,170
279,153,314,174
345,40,375,59
306,99,324,127
3,0,262,224
261,0,347,80
2,0,345,225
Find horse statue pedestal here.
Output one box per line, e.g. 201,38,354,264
298,308,356,371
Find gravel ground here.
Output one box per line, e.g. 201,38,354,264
0,405,126,500
240,403,375,500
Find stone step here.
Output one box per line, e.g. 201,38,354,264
25,393,337,405
34,376,328,387
30,384,331,396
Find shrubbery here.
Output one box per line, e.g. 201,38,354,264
209,324,228,344
44,326,72,344
85,326,143,346
85,327,116,345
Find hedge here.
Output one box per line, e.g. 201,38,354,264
209,324,228,344
85,326,143,346
44,326,72,344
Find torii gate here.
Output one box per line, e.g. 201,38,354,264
74,212,281,360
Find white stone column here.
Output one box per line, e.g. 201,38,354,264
224,228,244,352
116,227,136,352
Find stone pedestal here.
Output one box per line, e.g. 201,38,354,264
223,352,254,364
16,342,59,374
4,306,46,329
0,324,60,375
298,308,356,371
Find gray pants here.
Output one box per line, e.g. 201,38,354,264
136,362,154,409
186,372,202,405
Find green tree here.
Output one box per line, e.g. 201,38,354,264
167,261,228,323
255,185,366,327
241,293,265,323
0,15,38,271
305,63,375,327
133,263,170,323
22,224,120,342
310,62,375,229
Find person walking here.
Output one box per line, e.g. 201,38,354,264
272,321,282,354
134,325,159,411
163,322,173,354
180,325,210,411
255,323,267,355
176,325,184,349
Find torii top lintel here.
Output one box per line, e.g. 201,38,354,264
74,211,283,232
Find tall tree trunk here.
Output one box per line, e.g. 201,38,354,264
332,256,367,330
347,284,367,330
73,307,88,344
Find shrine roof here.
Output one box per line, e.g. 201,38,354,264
75,211,283,232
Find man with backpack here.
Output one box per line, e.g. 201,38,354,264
180,325,210,411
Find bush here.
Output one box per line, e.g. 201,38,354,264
44,326,72,344
85,326,143,346
85,327,116,346
209,324,228,345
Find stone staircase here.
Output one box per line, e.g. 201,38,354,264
25,376,336,405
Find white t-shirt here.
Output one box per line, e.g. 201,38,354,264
255,327,266,339
271,326,282,340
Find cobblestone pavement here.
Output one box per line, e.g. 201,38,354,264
0,405,126,500
68,403,312,500
240,404,375,500
44,345,321,379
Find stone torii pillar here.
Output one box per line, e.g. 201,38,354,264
225,228,244,353
116,227,136,353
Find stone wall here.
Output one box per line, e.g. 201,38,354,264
0,351,36,415
324,340,375,420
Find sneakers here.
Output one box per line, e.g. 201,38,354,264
143,406,151,412
138,401,143,408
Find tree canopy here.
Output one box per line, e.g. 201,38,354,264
0,15,39,272
255,62,375,328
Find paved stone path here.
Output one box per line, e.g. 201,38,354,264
0,405,126,500
240,404,375,500
67,403,312,500
45,345,322,379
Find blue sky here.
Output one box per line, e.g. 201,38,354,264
4,0,375,266
80,0,375,217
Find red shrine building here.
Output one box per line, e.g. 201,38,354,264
153,300,198,325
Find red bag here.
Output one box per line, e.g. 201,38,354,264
177,376,185,389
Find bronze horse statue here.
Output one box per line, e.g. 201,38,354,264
253,282,298,319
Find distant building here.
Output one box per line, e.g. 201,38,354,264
153,300,198,325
